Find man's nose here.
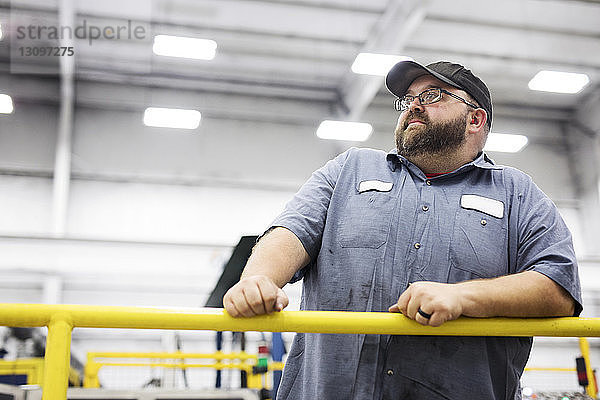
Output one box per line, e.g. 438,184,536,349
407,97,424,112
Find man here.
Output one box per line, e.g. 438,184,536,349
223,60,582,399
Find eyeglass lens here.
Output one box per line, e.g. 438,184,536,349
399,88,442,111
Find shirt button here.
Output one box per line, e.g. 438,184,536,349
387,369,394,376
414,242,421,249
422,205,429,212
481,219,487,226
426,180,432,186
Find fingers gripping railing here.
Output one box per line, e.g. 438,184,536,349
1,304,599,400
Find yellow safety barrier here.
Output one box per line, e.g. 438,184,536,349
0,358,44,384
1,304,600,400
580,337,598,397
523,338,597,397
83,351,284,389
0,358,82,387
525,367,577,372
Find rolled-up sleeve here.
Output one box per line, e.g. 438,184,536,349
268,149,351,282
515,179,583,316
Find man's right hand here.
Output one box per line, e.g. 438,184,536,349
223,275,289,317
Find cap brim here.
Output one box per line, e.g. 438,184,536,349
385,61,463,98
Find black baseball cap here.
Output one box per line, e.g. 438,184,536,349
385,60,493,129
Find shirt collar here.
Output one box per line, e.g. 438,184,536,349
472,151,503,170
386,148,503,173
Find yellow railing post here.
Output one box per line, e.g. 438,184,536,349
43,314,73,400
579,337,597,398
33,358,45,384
83,353,101,388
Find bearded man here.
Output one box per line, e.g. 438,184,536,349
223,61,582,400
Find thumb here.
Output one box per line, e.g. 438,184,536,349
274,288,289,312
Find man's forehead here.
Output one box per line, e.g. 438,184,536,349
406,75,455,94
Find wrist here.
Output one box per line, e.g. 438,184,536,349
454,280,487,317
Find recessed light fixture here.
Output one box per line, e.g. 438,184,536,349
316,120,373,142
351,53,414,76
0,94,14,114
484,133,528,153
528,70,590,94
143,107,201,130
152,35,217,60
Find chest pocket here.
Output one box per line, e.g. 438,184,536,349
449,207,508,281
338,191,394,249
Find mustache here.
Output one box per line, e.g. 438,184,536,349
402,110,429,130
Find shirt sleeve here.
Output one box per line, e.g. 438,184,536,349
266,149,351,283
514,177,583,316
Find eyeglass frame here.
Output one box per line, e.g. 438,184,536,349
394,87,480,112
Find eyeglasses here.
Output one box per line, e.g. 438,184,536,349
394,88,479,112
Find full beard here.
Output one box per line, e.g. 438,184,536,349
395,109,468,158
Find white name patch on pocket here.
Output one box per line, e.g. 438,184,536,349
460,194,504,219
358,180,393,193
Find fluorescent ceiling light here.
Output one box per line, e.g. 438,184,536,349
484,133,528,153
152,35,217,60
316,120,373,142
0,94,14,114
143,107,201,130
351,53,413,76
528,70,590,94
0,24,3,41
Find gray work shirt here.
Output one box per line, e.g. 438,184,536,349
270,147,582,400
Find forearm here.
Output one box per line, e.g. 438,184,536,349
223,227,310,317
458,270,575,318
241,227,310,288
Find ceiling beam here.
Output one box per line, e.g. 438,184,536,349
335,0,428,121
1,4,366,46
1,69,576,124
404,47,600,73
426,15,600,41
212,0,385,14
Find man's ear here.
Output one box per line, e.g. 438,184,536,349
468,109,487,132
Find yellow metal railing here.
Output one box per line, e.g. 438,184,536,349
83,351,284,389
0,358,45,384
580,337,598,397
1,303,600,400
525,367,577,372
0,358,82,386
523,338,597,397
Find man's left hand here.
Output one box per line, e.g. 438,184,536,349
388,281,464,327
